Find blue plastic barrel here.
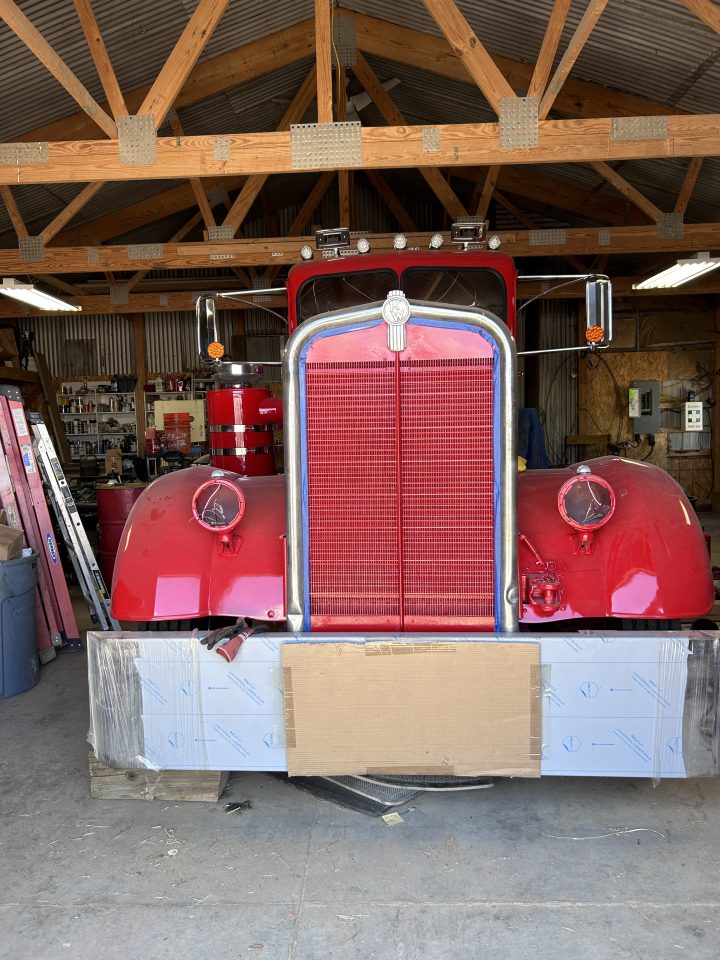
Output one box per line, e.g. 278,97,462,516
0,551,39,699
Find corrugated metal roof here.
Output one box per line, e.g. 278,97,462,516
0,0,717,264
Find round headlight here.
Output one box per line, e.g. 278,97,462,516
557,474,615,531
393,233,408,250
192,477,246,533
356,237,370,254
488,234,502,250
300,245,314,261
429,232,444,250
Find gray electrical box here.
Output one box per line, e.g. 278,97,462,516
629,380,661,433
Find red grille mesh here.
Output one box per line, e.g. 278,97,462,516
305,361,401,620
400,358,494,620
304,356,495,627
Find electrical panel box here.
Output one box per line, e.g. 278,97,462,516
683,400,703,432
629,380,661,433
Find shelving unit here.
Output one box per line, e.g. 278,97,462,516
143,376,214,443
57,381,138,460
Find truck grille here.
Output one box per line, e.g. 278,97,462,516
304,355,495,630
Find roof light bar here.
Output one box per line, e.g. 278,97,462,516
0,278,81,312
632,253,720,290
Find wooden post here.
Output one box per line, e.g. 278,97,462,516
315,0,333,123
133,315,147,457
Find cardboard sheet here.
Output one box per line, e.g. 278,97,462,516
0,523,23,560
282,641,541,778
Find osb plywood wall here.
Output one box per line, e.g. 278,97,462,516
582,346,714,505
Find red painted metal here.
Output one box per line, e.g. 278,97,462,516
110,467,286,622
518,457,714,623
97,484,146,588
285,250,518,335
207,387,282,475
304,319,496,632
112,247,714,632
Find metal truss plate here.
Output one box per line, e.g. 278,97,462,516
291,122,362,169
332,16,356,67
213,138,230,161
158,294,168,307
109,283,129,306
423,127,440,151
528,228,567,246
0,142,48,166
87,247,100,265
656,212,683,239
499,97,538,150
208,224,234,241
611,116,667,142
598,228,612,247
118,115,157,165
127,243,164,259
19,236,44,262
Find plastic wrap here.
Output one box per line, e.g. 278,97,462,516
87,630,720,779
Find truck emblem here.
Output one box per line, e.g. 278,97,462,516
382,289,410,352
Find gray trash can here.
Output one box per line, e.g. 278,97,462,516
0,551,39,699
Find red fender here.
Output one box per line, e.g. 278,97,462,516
112,458,713,627
111,467,286,622
518,456,713,623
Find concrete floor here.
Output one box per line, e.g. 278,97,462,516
2,587,720,960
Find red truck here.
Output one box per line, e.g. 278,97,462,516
112,225,713,633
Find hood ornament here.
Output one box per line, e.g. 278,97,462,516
382,289,410,352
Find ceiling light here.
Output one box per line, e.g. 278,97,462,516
632,253,720,290
0,278,81,311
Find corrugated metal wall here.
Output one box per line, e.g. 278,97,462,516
537,299,580,467
29,313,135,377
28,309,238,377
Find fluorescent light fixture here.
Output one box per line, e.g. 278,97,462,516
0,278,81,311
632,252,720,290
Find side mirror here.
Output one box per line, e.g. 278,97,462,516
196,295,219,363
585,277,613,346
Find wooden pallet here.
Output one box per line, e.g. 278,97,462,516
89,752,229,802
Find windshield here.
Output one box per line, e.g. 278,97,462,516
298,270,398,323
401,268,507,322
296,266,507,324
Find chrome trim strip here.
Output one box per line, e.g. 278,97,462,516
211,446,274,456
283,299,518,634
209,424,272,433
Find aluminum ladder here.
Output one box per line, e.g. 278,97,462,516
30,416,119,633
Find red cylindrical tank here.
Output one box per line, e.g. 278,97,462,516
207,387,282,476
97,483,147,588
